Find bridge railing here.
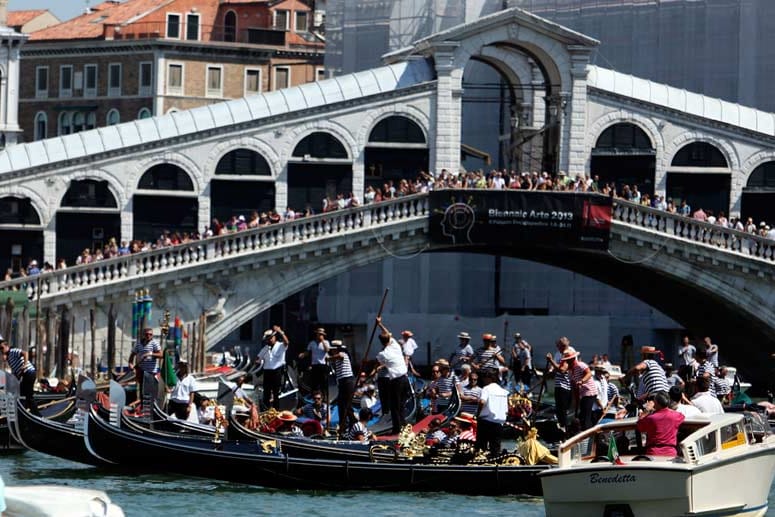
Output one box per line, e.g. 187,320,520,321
0,195,430,301
612,199,775,262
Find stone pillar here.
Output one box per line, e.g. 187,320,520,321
0,27,25,147
352,149,364,203
564,46,594,176
0,0,7,27
431,46,462,176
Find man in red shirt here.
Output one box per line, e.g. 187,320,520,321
636,391,685,457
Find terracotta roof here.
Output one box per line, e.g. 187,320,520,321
8,10,49,27
28,0,213,42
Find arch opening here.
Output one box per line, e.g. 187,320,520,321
668,142,730,218
591,123,656,198
742,161,775,227
212,149,275,225
0,197,43,274
365,116,428,190
289,132,352,213
56,179,120,265
135,164,197,243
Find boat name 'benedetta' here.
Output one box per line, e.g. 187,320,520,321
589,473,637,484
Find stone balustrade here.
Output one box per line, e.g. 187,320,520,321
1,192,772,305
611,199,775,263
0,194,430,302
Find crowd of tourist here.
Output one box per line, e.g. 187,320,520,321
3,167,774,283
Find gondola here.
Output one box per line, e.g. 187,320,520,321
84,405,550,495
6,375,113,467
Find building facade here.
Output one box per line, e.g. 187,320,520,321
18,0,324,142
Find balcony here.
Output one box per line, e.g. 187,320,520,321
103,22,291,47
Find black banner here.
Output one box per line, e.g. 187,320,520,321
428,190,612,250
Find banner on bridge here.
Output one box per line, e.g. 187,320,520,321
428,190,612,250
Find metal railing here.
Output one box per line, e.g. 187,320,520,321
0,195,430,300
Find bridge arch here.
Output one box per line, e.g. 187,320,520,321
130,152,204,195
362,113,429,189
740,154,775,225
665,133,738,217
587,111,663,162
207,141,279,223
133,161,199,243
589,118,659,198
0,184,50,224
0,187,46,274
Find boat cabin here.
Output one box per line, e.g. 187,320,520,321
557,412,771,467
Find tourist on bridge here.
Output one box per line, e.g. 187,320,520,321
0,337,39,415
261,326,289,410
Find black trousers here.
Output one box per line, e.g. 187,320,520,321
475,418,503,456
309,364,329,394
579,395,596,430
388,375,409,434
20,370,39,415
168,399,190,419
554,387,572,428
263,368,283,410
377,376,390,411
337,376,355,433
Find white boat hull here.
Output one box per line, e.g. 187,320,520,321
541,446,775,517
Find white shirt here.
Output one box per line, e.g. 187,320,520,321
402,337,418,358
264,342,287,370
691,392,724,415
675,403,703,419
376,339,408,379
593,377,609,411
478,382,508,424
170,374,197,403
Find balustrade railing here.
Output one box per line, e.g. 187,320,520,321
611,199,775,263
0,195,429,301
0,193,771,303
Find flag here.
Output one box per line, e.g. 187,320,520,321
607,431,624,465
162,351,178,388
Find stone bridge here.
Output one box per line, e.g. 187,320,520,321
1,193,773,376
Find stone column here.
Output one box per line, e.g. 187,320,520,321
564,46,594,176
0,0,7,27
431,46,462,176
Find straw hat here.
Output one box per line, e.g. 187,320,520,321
457,331,471,340
560,347,579,361
277,410,297,422
482,333,496,342
454,412,476,426
401,330,413,337
313,327,326,336
640,345,658,356
435,358,450,368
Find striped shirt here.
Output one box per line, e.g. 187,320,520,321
607,381,620,402
6,348,34,377
435,372,458,397
570,361,598,398
346,421,371,441
332,352,353,380
461,385,482,414
133,339,161,374
695,361,717,397
450,344,474,366
553,351,572,391
636,359,669,398
476,346,504,370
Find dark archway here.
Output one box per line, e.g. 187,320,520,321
224,10,237,42
365,116,428,189
134,164,197,242
591,123,656,197
211,149,275,223
667,142,731,216
742,161,775,225
0,197,43,274
56,180,120,265
288,132,351,213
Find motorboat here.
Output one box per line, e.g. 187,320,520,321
725,366,752,394
1,477,124,516
539,412,775,517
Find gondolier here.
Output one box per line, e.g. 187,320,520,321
1,337,39,415
375,316,409,435
128,327,163,398
476,368,508,456
261,326,289,410
299,328,330,393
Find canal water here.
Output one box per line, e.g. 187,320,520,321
2,451,775,516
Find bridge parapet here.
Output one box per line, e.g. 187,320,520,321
612,199,775,265
0,195,430,305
